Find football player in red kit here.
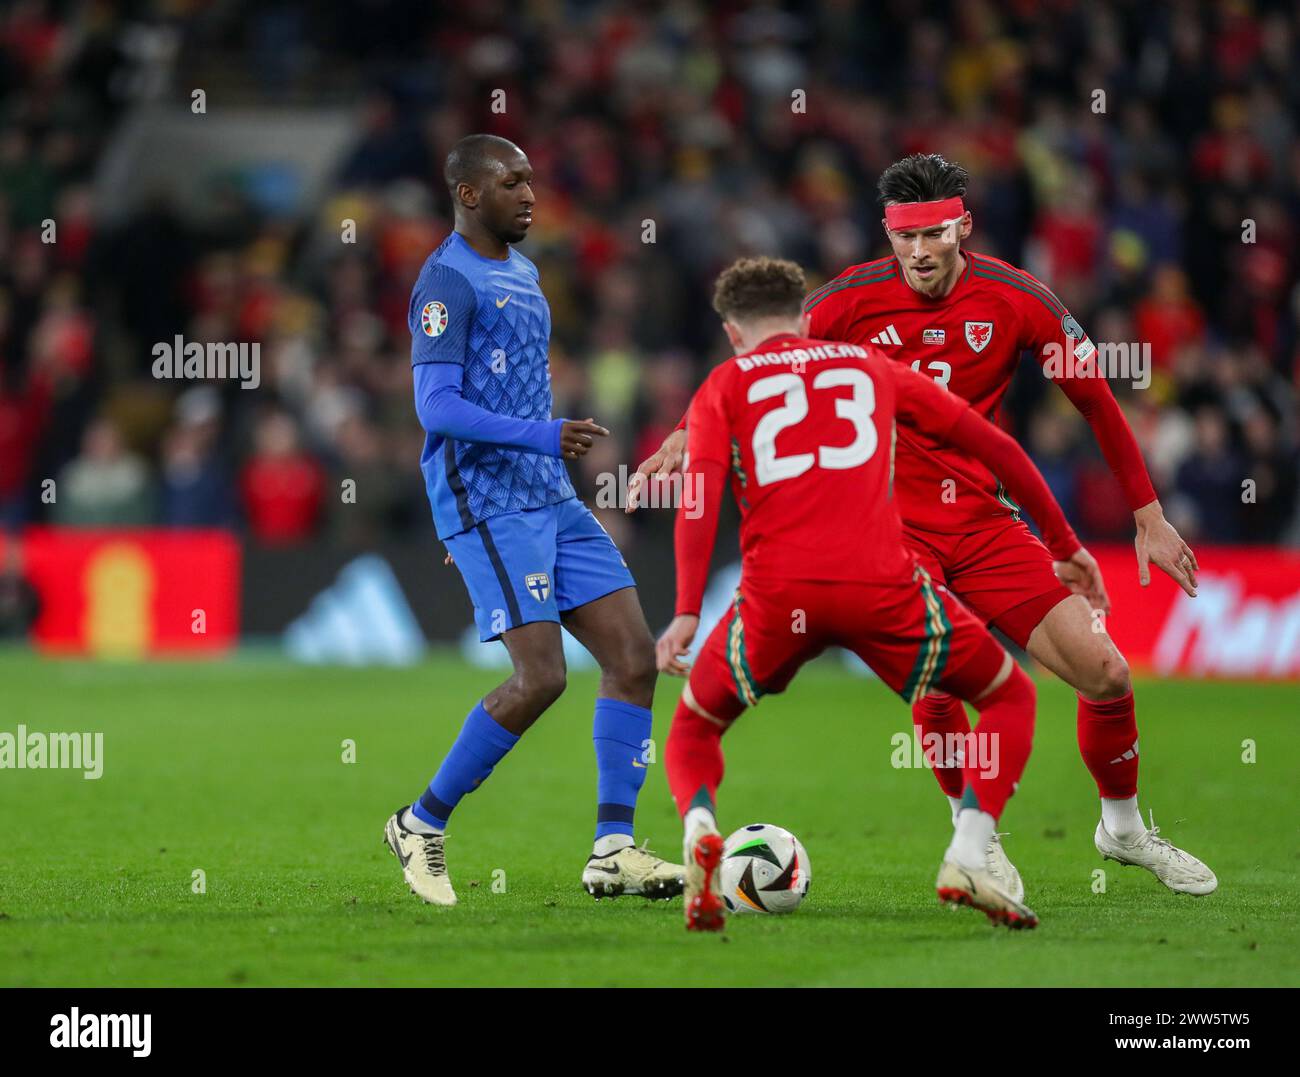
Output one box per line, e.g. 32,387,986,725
636,156,1215,900
660,256,1104,932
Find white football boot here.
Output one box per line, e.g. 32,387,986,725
985,832,1025,904
1094,812,1217,896
936,859,1039,929
384,808,457,906
583,840,685,900
682,818,725,932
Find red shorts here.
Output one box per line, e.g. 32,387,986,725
902,518,1071,649
688,569,1007,717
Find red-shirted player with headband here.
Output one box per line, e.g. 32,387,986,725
635,154,1215,900
661,256,1100,932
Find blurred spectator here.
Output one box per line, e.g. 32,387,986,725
1134,266,1207,374
0,534,39,638
53,417,154,526
1029,172,1103,300
0,357,52,525
1239,406,1298,543
336,91,432,189
239,410,324,545
1026,408,1080,525
160,388,236,527
329,413,408,548
1173,407,1246,543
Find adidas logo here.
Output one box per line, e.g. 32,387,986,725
1108,739,1140,765
869,324,902,345
284,554,426,665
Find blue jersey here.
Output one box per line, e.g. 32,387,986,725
409,231,575,539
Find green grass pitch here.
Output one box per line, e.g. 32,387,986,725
1,647,1296,987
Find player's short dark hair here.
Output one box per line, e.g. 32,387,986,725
877,153,969,206
444,134,522,195
712,257,806,322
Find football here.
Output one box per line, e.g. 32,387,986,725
719,824,812,914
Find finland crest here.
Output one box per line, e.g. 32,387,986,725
964,320,993,353
524,572,551,603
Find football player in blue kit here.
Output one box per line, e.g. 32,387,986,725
383,134,683,905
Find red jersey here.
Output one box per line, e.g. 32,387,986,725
675,333,1079,615
803,251,1156,537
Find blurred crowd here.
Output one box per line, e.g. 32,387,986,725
1,0,1297,553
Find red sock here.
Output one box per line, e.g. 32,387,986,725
665,696,733,817
964,665,1035,819
1076,690,1139,799
912,691,970,798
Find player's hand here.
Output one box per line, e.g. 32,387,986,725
1134,501,1198,597
444,552,454,566
1053,547,1111,615
627,428,688,512
656,614,699,677
560,418,608,460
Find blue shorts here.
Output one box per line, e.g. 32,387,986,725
445,498,636,642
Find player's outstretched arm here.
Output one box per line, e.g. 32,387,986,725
1033,314,1198,597
660,457,726,675
627,421,688,512
414,362,605,458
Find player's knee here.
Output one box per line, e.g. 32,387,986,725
601,636,657,702
517,664,567,710
1087,651,1131,701
627,639,658,696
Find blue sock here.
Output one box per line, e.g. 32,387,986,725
592,697,653,841
411,701,519,829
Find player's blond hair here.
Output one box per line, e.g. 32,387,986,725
712,257,806,322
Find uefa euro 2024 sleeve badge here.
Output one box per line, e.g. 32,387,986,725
421,300,449,337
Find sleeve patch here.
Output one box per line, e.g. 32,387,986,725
421,301,450,337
